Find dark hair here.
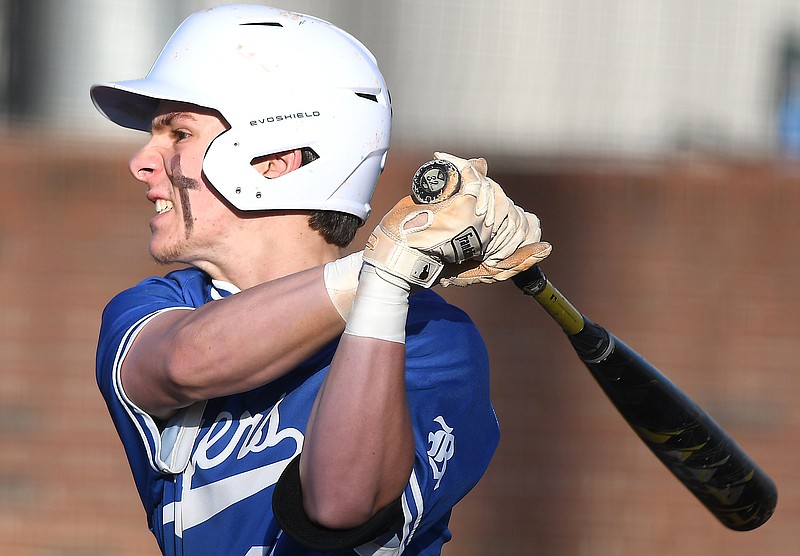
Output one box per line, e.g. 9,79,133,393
300,148,363,247
308,210,362,247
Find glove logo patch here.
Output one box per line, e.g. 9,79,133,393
451,227,481,262
411,260,433,282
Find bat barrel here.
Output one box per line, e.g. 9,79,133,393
513,265,778,531
578,323,778,531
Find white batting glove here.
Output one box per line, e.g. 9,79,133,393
364,151,551,289
431,153,552,286
438,240,552,286
363,152,504,288
351,155,490,340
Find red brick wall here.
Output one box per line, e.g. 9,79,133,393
1,138,797,555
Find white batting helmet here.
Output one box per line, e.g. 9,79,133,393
90,4,392,222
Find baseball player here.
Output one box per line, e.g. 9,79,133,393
92,5,550,555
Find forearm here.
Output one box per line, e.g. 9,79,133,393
299,265,416,529
300,336,414,528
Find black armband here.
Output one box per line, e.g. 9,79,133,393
272,455,404,552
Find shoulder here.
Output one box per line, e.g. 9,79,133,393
103,267,211,316
125,267,211,301
407,289,474,326
405,290,488,377
406,289,484,348
97,267,211,360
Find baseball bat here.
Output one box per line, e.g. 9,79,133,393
411,159,778,531
510,265,777,531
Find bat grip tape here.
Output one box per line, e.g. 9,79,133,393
512,266,585,335
514,266,616,363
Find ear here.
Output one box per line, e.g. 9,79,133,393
252,149,304,179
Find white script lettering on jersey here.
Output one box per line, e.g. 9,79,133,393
427,416,455,490
177,397,304,533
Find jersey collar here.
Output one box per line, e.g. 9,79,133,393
210,279,241,299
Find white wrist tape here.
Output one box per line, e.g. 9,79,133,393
323,251,363,321
344,263,409,344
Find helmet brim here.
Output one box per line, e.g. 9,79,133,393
90,79,212,132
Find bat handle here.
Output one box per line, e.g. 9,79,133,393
512,266,585,336
513,266,616,363
409,159,583,340
411,159,610,359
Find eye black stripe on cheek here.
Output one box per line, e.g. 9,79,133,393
168,155,201,236
179,186,193,237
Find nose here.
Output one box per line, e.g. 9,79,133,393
128,141,163,184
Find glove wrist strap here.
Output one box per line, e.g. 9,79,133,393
364,228,443,288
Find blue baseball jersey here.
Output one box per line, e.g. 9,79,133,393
96,267,499,555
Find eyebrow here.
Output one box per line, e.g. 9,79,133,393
151,112,198,132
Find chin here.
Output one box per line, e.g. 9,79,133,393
149,239,186,266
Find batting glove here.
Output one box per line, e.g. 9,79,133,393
432,153,552,287
364,151,551,289
363,151,508,288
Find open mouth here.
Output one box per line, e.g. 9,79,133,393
155,199,174,215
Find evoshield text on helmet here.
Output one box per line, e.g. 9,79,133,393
90,4,392,222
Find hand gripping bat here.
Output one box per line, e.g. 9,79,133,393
411,159,778,531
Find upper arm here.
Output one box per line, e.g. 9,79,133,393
98,267,347,421
120,307,196,420
95,275,201,422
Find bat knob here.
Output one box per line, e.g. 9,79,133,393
411,159,461,204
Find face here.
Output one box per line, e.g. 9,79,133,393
129,101,231,266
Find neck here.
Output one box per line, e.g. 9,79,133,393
192,214,343,289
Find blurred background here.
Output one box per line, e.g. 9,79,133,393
1,0,799,554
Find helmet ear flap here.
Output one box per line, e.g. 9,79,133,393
201,126,275,208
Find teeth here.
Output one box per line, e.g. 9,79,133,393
155,199,174,215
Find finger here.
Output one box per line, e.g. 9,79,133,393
433,152,483,197
524,211,542,243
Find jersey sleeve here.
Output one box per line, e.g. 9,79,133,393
95,272,209,493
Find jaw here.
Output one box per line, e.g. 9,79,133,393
148,232,186,266
148,207,190,265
